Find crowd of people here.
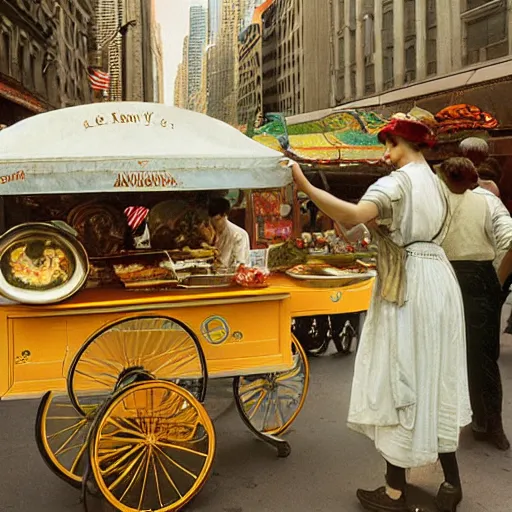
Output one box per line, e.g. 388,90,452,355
288,110,511,512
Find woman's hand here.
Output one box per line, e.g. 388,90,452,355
291,162,310,192
280,158,311,193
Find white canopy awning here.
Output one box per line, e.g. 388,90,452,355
0,102,290,195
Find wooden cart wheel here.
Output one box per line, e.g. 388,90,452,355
88,380,215,512
67,316,207,416
233,335,310,436
35,391,102,488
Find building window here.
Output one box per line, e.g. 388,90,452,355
337,35,345,102
350,63,356,98
29,52,36,90
404,0,416,83
426,0,437,76
365,63,375,95
363,14,374,58
462,0,508,65
339,0,345,29
0,31,10,75
348,0,356,98
363,0,375,95
382,0,394,90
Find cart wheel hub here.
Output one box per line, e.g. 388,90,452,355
145,434,157,445
265,374,278,390
115,366,155,390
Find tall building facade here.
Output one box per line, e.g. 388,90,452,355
0,0,93,125
90,0,162,103
188,5,207,100
174,63,186,107
174,36,189,108
330,0,512,110
205,0,242,123
90,0,124,101
259,0,331,117
207,0,222,44
151,0,164,103
237,0,274,126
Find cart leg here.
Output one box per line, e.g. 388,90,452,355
233,380,291,458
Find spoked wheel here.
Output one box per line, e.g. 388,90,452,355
67,316,208,416
35,391,102,488
88,380,216,512
233,335,310,436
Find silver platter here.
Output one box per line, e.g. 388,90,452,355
0,222,89,305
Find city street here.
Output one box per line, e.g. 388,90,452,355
0,311,511,512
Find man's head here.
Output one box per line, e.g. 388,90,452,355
208,197,231,232
478,157,502,183
436,157,478,194
459,137,489,167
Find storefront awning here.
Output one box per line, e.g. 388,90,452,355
0,77,48,114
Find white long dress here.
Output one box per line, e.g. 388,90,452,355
347,161,472,469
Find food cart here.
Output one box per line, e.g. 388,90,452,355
0,102,374,511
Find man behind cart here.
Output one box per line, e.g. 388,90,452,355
208,197,250,270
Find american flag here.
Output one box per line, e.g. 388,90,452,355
87,67,111,91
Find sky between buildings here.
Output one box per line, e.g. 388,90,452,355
155,0,207,104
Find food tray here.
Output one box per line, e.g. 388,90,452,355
0,222,89,304
285,270,376,288
179,274,235,288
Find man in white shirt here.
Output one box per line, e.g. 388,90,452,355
208,197,250,269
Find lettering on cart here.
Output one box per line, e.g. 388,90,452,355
114,171,179,188
84,112,175,129
0,169,25,185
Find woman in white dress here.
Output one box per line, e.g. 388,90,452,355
289,113,471,512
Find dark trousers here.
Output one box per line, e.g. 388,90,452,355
386,454,460,491
451,260,505,431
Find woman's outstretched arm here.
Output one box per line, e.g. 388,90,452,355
291,162,379,226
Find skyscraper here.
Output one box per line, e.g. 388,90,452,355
174,36,189,108
188,5,207,100
206,0,242,124
207,0,222,44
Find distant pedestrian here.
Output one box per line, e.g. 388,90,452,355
436,157,510,452
459,137,501,196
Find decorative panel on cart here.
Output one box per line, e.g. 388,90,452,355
1,291,292,399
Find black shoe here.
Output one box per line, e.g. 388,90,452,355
356,486,409,511
473,429,511,451
435,483,462,512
